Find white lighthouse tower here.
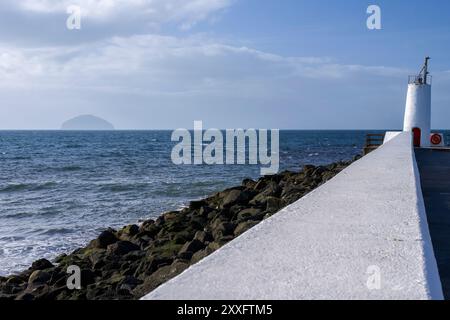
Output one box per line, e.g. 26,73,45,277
403,57,432,147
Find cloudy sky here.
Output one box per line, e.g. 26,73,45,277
1,0,450,129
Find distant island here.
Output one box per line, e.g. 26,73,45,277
61,115,115,130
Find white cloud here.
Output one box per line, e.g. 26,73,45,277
0,34,410,94
11,0,232,28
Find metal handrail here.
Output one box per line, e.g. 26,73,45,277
408,75,433,85
363,133,385,155
365,134,385,147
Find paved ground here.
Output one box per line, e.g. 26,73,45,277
416,148,450,299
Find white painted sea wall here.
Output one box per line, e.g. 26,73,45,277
143,132,443,300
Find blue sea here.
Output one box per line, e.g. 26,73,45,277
0,130,374,275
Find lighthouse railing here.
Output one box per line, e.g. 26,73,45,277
408,75,433,85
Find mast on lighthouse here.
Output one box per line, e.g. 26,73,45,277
403,57,432,147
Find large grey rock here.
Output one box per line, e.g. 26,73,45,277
212,222,235,240
237,208,263,222
266,197,285,213
133,261,189,297
222,190,245,207
30,259,54,271
178,240,205,256
234,221,259,237
191,247,215,264
194,231,213,243
106,241,140,256
90,229,118,249
28,271,51,286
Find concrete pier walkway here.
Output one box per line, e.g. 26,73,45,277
143,133,443,300
415,148,450,299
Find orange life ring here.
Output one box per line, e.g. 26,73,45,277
431,134,442,145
